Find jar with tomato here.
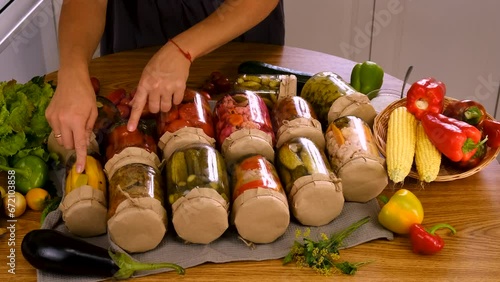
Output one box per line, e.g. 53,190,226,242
107,162,167,253
166,143,230,244
276,137,344,226
272,96,325,149
214,91,276,166
234,74,297,109
157,89,216,161
325,115,387,202
230,154,289,244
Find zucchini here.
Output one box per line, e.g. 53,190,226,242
238,61,313,93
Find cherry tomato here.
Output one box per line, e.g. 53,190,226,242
116,104,131,119
107,88,127,105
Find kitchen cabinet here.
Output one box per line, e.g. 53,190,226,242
284,0,500,119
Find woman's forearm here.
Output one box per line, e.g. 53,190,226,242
58,0,108,72
171,0,280,60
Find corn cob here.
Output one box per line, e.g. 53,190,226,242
415,122,441,182
386,106,417,183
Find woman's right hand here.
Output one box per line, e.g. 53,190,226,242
45,68,98,173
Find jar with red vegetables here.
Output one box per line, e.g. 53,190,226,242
272,96,325,149
214,91,275,165
230,154,289,244
276,137,344,226
324,116,387,202
166,143,230,244
107,162,167,253
157,89,216,161
234,74,297,109
105,120,158,161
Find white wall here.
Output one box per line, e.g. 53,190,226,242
284,0,500,119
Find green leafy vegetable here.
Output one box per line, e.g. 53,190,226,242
283,216,372,276
0,76,54,158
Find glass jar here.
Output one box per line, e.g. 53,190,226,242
166,143,230,244
234,74,297,109
272,96,324,148
230,154,289,244
157,89,215,138
213,91,275,165
107,163,167,253
275,137,344,226
300,71,377,127
105,120,158,161
324,115,387,202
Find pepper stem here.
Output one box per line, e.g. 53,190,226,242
427,223,457,235
463,106,482,124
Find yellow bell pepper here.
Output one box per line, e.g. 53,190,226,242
378,189,424,235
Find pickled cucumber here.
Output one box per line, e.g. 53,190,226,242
299,148,320,175
290,165,308,181
185,149,202,177
278,144,303,170
171,151,188,185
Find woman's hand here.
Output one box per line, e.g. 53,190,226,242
127,41,191,132
45,69,97,173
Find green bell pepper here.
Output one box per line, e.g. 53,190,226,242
350,61,384,98
0,155,49,194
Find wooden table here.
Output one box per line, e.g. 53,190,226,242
2,42,500,281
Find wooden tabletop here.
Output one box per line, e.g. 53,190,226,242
2,42,500,281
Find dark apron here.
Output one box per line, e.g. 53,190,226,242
101,0,285,55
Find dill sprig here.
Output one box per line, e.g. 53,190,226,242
283,216,372,276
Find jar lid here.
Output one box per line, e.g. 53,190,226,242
107,197,167,253
158,127,216,161
222,129,275,167
171,188,229,244
104,147,161,179
231,188,289,244
60,185,107,237
288,174,344,226
337,157,388,203
327,93,377,127
276,118,325,149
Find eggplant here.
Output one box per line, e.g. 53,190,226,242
21,229,185,279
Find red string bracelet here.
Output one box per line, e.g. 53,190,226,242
169,39,192,63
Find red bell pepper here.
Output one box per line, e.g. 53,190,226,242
421,113,486,162
443,99,487,126
406,77,446,120
482,119,500,149
409,223,456,255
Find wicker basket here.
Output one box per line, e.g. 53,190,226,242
373,97,500,182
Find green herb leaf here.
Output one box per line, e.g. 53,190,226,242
283,216,372,276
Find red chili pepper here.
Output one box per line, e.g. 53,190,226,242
409,223,456,255
482,119,500,149
406,77,446,120
421,113,486,162
443,99,487,126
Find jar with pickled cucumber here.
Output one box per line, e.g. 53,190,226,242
230,154,289,243
166,143,230,244
272,96,325,149
157,89,216,160
324,116,387,202
213,91,275,165
276,137,343,226
107,163,167,253
234,74,297,109
300,71,377,128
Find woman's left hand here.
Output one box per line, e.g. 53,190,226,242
127,41,191,132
